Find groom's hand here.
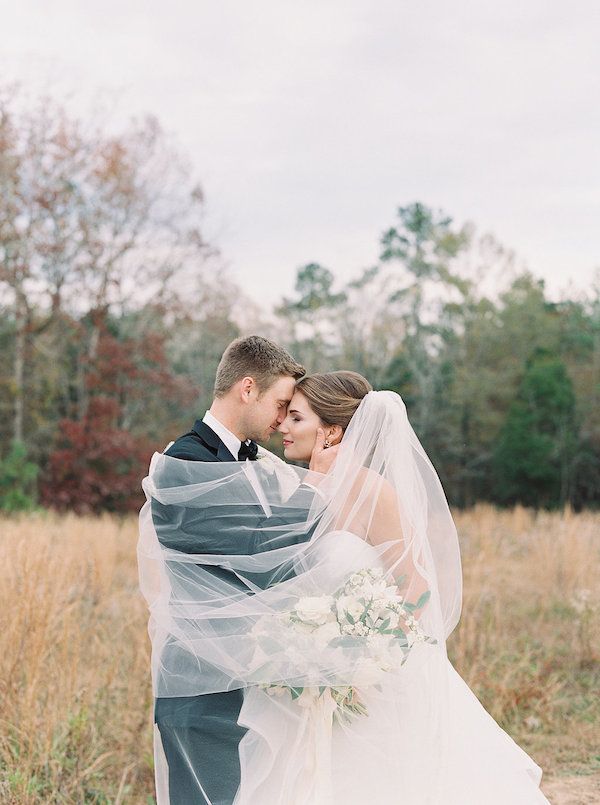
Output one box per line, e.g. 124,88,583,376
308,428,339,475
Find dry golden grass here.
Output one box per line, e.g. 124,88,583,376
449,505,600,782
0,514,153,804
0,506,598,803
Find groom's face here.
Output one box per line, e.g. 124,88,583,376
244,375,296,442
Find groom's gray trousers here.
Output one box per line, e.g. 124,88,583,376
151,421,314,804
155,689,246,805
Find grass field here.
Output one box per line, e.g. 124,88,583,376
0,506,598,803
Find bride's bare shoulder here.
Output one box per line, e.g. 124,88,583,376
351,466,396,508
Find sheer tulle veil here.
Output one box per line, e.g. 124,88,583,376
137,390,464,803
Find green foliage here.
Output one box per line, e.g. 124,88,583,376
280,263,347,314
380,201,471,293
493,351,578,508
276,207,599,510
2,168,599,511
378,352,417,408
276,263,347,371
0,441,39,512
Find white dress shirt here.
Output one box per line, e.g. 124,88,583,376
202,410,272,513
202,410,250,460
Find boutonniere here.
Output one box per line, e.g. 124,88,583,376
255,446,302,500
255,446,278,472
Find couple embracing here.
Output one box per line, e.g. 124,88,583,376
137,335,549,804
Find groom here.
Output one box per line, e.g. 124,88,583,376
151,335,335,805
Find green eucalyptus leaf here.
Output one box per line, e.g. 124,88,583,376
415,590,431,609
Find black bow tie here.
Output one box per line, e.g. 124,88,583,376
238,440,259,461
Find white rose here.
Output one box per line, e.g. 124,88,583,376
295,596,334,626
336,595,364,622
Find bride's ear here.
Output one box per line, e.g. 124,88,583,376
326,424,343,446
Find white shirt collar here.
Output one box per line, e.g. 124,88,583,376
202,410,248,460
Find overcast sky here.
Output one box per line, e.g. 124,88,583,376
2,0,599,307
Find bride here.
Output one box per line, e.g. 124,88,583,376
139,370,549,804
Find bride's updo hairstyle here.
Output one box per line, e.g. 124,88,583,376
295,371,373,431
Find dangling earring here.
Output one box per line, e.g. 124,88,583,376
324,439,331,448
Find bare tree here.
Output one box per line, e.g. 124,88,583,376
0,84,213,441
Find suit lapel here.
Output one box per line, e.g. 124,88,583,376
217,441,237,462
192,419,237,462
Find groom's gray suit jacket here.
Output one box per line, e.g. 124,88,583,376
151,419,314,805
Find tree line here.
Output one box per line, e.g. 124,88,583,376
1,86,599,512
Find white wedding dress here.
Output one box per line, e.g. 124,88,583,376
140,392,551,805
234,531,549,805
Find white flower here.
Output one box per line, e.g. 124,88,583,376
295,596,334,626
406,626,425,647
369,599,393,623
336,595,364,622
353,578,371,593
371,579,389,595
255,446,277,472
352,579,387,599
256,446,302,500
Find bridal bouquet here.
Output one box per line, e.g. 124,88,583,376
252,567,435,722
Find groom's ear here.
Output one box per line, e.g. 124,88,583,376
239,376,257,402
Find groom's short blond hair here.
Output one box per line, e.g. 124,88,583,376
214,335,305,397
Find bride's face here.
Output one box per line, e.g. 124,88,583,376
277,391,323,462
